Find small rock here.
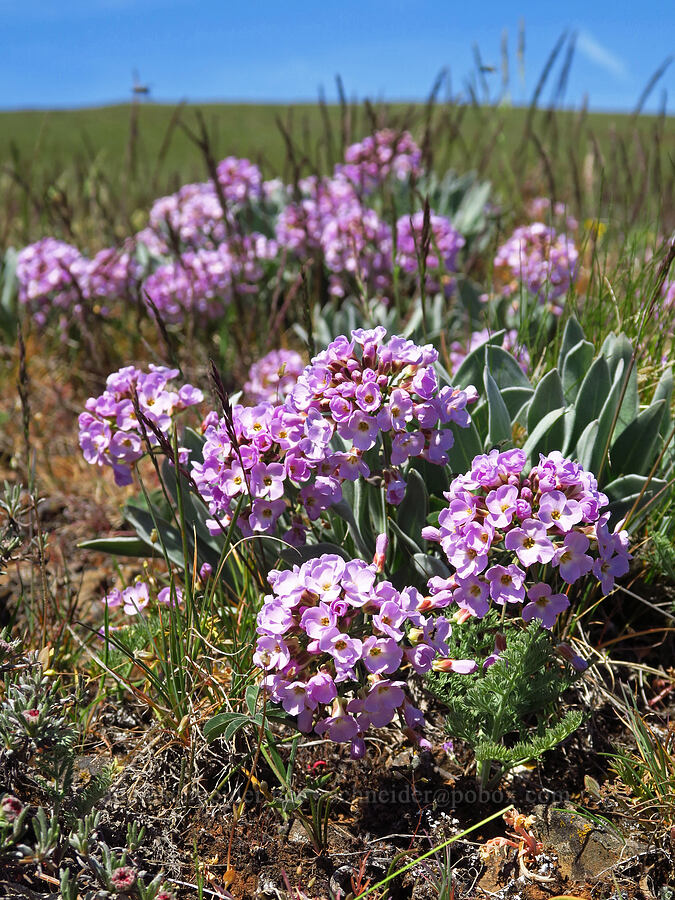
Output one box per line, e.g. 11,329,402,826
288,820,310,845
389,748,413,767
329,865,354,897
255,873,279,898
541,805,647,880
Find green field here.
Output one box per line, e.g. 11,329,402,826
1,101,673,247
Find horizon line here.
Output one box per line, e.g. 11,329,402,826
0,97,671,118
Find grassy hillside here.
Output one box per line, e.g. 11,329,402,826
1,101,673,246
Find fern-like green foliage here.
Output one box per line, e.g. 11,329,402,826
426,619,584,788
65,763,117,827
645,529,675,583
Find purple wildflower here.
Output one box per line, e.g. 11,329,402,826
504,519,556,566
553,532,593,583
494,222,579,313
522,583,570,629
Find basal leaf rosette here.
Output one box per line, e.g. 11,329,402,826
254,549,452,757
422,449,631,630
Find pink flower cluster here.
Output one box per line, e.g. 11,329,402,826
449,328,530,376
321,200,393,298
494,223,579,312
277,179,464,300
16,238,142,331
216,156,263,203
16,238,83,325
142,234,277,325
78,365,203,485
192,328,476,542
192,400,342,540
102,579,184,615
147,182,226,251
244,348,305,404
255,550,450,756
422,449,631,628
288,327,477,502
75,246,142,306
146,160,262,252
334,129,423,193
527,197,579,232
275,175,392,298
395,210,465,295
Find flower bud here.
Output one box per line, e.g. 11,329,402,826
556,642,588,672
451,608,473,624
0,795,23,824
432,657,478,674
110,866,137,891
22,709,40,729
373,533,389,573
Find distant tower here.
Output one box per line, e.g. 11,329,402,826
132,69,151,101
128,70,151,179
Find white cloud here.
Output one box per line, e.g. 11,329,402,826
577,31,630,82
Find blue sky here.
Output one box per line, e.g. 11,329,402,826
1,1,673,112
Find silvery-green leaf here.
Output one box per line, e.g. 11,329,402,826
452,330,505,390
397,468,429,543
575,418,599,472
558,316,585,372
500,386,534,422
446,420,483,474
592,359,628,474
609,400,666,479
604,475,669,527
331,496,371,559
1,247,17,313
528,368,565,434
484,369,512,449
413,553,450,580
562,339,595,402
388,518,424,556
566,355,610,452
523,408,566,465
601,332,631,380
124,503,190,570
280,542,352,565
653,366,673,438
78,536,152,557
484,345,532,390
161,457,223,555
181,426,206,465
